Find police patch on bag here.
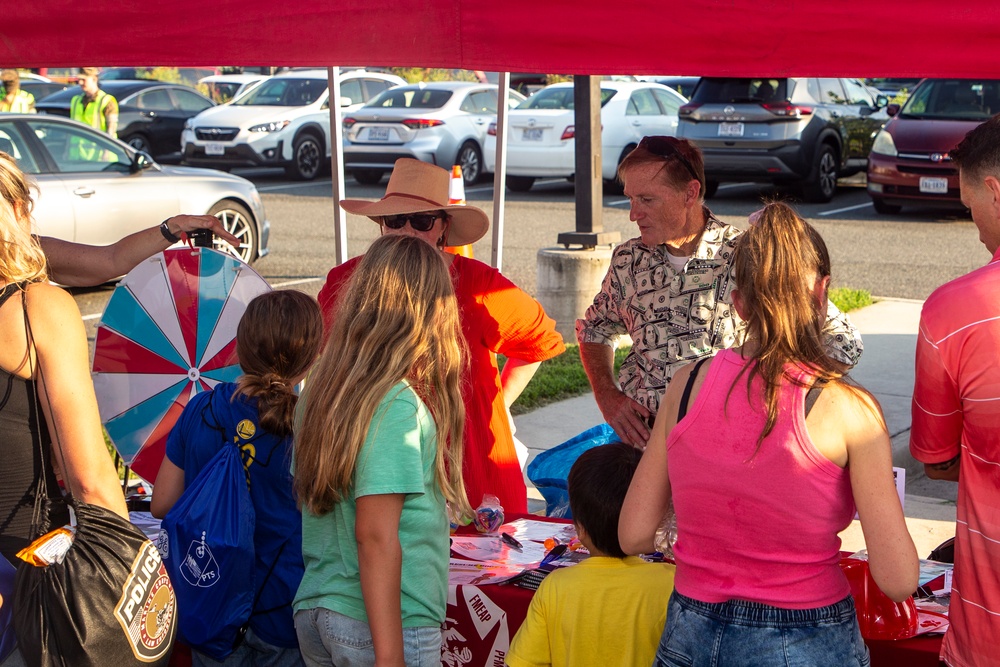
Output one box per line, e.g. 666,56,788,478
114,541,177,662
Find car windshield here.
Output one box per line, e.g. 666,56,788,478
690,78,789,104
900,79,999,120
515,87,615,110
365,88,453,109
234,78,326,106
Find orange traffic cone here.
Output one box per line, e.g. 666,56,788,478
444,165,474,258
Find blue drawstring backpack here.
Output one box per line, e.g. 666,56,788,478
158,440,256,661
526,423,619,518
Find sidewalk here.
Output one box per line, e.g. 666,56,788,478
512,298,957,558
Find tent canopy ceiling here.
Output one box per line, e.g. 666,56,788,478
5,1,1000,77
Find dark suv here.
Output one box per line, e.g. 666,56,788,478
677,78,887,202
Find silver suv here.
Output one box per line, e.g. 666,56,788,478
677,78,887,202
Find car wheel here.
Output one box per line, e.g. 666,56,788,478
802,144,838,203
457,141,482,185
124,134,152,154
353,169,384,185
209,201,258,264
872,197,902,215
703,180,720,199
506,176,535,192
287,133,323,181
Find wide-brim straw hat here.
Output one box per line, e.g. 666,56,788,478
340,158,490,246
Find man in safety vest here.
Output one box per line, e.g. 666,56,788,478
70,67,118,137
0,69,35,113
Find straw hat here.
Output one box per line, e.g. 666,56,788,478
340,158,489,246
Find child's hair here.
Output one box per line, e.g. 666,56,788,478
0,151,47,284
294,235,470,517
234,290,323,437
568,442,643,558
731,201,867,445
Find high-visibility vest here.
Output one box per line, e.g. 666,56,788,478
0,90,34,113
70,90,116,136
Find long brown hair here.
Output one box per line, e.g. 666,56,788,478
294,235,469,517
731,202,861,445
234,290,323,436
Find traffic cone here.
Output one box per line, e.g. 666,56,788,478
444,165,474,258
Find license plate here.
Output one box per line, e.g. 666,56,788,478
205,142,225,156
718,122,744,137
367,127,390,142
919,177,949,194
522,128,543,141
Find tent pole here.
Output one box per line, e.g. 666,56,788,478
491,72,511,271
327,66,348,266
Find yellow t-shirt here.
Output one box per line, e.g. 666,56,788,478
507,556,676,667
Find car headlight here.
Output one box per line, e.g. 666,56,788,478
248,121,291,133
183,119,192,130
871,130,898,157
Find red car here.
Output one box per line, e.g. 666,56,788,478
867,78,1000,214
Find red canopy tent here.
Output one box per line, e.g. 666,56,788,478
4,0,1000,76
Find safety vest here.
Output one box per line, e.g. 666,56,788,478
70,90,116,137
0,90,34,113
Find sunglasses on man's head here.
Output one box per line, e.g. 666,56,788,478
380,212,445,232
638,136,700,183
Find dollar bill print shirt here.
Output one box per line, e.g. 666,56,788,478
576,212,863,414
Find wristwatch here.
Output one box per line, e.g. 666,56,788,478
159,220,181,243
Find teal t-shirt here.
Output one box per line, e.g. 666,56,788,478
293,380,448,627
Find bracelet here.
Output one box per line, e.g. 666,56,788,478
159,219,181,243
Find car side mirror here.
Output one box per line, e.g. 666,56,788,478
886,103,900,117
875,94,889,109
340,97,353,107
131,151,155,173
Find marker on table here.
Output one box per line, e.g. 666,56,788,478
500,531,523,552
540,543,568,568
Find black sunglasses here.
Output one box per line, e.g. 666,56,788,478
380,212,445,232
638,136,701,183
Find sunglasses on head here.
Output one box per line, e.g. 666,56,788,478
380,211,445,232
638,136,700,183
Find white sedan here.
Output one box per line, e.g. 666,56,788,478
484,81,688,191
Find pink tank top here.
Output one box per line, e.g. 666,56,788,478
667,349,854,609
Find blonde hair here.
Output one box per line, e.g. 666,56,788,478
234,290,323,437
731,201,866,445
0,152,48,284
294,235,470,517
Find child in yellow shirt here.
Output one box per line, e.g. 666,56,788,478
507,442,676,667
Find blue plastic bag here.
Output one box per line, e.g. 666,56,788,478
526,423,619,518
158,441,255,661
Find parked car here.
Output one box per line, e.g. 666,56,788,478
867,78,999,214
7,73,70,104
181,69,405,180
483,81,687,191
0,114,268,264
199,74,268,104
637,76,701,100
865,78,923,97
343,82,525,186
35,81,215,163
100,67,222,88
677,77,887,202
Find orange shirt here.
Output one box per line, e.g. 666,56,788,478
910,247,1000,667
319,254,565,515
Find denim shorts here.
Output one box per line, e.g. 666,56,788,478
655,591,870,667
293,608,441,667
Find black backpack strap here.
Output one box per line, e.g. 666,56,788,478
804,381,827,418
677,356,711,422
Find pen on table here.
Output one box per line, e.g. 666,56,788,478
539,543,567,568
500,531,523,552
